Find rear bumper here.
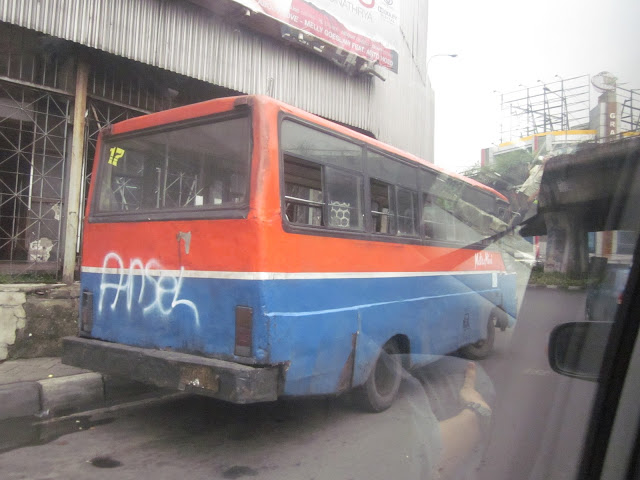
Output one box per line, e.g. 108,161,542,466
62,337,280,404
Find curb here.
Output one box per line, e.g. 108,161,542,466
39,373,104,416
0,373,164,421
0,382,41,420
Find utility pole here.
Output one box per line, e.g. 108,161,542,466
62,60,90,284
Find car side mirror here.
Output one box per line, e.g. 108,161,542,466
548,322,612,381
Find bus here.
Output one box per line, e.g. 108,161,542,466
63,95,517,412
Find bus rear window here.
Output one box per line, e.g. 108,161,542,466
94,115,251,216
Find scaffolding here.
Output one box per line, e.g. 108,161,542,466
498,75,640,146
619,85,640,134
498,75,591,144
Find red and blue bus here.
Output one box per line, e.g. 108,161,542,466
63,95,517,411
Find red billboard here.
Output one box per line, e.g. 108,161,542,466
239,0,400,72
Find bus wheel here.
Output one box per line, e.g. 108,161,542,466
460,309,497,360
355,340,402,412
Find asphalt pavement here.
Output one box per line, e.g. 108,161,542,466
478,286,596,480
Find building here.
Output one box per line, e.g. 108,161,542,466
481,74,639,165
482,73,640,271
0,0,433,280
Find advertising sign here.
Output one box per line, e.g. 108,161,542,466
239,0,400,72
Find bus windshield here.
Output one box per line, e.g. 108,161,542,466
94,113,251,217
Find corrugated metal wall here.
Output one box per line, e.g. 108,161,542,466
1,0,431,158
369,0,432,161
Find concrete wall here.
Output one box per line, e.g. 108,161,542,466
0,284,79,361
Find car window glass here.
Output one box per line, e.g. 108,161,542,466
1,2,638,480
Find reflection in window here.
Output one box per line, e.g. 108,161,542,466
423,194,450,240
422,193,489,244
281,121,363,171
97,115,251,213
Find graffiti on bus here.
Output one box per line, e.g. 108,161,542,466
97,252,200,327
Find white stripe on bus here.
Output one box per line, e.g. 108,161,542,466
81,267,505,280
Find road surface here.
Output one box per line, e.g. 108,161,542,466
0,287,598,480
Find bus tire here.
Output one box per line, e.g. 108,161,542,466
495,307,509,331
355,340,402,412
460,309,497,360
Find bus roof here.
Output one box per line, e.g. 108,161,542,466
108,94,508,203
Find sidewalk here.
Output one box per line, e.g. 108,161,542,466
0,357,163,421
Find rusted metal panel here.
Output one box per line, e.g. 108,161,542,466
336,332,358,392
178,364,220,393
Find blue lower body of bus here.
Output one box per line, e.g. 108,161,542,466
75,270,517,398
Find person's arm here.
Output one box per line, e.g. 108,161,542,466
437,362,492,479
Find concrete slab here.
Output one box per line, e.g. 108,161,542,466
0,356,164,421
38,373,104,415
0,357,90,384
0,382,41,420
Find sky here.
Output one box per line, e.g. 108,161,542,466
426,0,640,173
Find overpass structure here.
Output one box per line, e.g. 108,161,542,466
520,136,640,275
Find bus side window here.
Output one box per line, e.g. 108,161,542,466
283,158,324,226
423,194,447,240
397,188,418,236
326,167,364,230
370,179,396,234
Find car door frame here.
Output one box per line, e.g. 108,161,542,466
579,235,640,479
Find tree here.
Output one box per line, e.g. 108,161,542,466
463,149,535,193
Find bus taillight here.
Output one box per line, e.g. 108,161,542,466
235,306,253,357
